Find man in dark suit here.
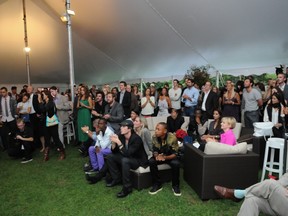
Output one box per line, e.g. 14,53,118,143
27,86,41,147
0,86,17,150
198,81,219,121
116,81,131,119
103,92,124,133
106,119,148,198
277,72,288,103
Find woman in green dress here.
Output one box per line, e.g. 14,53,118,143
77,86,93,144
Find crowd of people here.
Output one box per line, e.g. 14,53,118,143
1,71,288,209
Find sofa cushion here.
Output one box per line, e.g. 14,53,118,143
204,142,247,155
131,164,171,174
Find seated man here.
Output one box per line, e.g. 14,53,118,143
106,119,148,198
148,122,181,196
214,173,288,216
81,118,114,184
8,118,34,163
166,108,184,133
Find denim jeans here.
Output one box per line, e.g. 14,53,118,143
183,106,196,117
244,110,259,128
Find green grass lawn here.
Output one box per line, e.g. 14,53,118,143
0,145,243,216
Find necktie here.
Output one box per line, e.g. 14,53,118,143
5,98,9,117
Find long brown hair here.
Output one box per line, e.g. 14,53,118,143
42,89,53,102
80,86,90,100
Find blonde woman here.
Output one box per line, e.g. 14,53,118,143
206,117,237,146
133,116,153,159
222,83,241,122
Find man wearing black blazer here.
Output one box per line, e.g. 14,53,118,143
106,119,148,198
27,86,41,147
103,92,124,133
116,81,131,119
0,87,17,150
198,81,219,121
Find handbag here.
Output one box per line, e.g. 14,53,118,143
46,114,59,127
253,122,274,138
46,104,59,127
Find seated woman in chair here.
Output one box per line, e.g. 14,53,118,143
263,93,285,138
187,109,208,141
201,109,223,142
206,117,236,146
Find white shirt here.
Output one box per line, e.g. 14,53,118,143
141,96,155,115
263,106,284,125
201,90,210,111
17,101,31,114
1,96,14,122
119,90,125,104
168,87,182,109
92,126,114,149
29,93,36,114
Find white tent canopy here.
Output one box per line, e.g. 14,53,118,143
0,0,287,85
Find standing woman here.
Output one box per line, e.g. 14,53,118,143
38,90,65,161
77,86,93,145
222,82,241,122
141,88,155,117
132,85,141,101
16,93,31,124
263,93,285,138
157,87,171,117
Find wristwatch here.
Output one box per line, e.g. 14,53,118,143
86,130,89,134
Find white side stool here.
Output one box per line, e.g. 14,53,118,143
63,121,75,145
261,137,284,181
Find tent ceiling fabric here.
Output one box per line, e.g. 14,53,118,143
0,0,287,85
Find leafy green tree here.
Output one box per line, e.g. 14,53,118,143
184,65,213,87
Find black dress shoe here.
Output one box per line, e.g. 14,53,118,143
106,180,121,187
85,173,102,184
117,187,132,198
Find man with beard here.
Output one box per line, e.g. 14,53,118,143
50,86,71,145
181,78,199,117
242,78,263,128
103,92,124,133
91,91,107,121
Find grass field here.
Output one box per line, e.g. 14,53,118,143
0,145,243,216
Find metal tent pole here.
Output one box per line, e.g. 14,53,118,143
65,0,75,103
22,0,31,85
